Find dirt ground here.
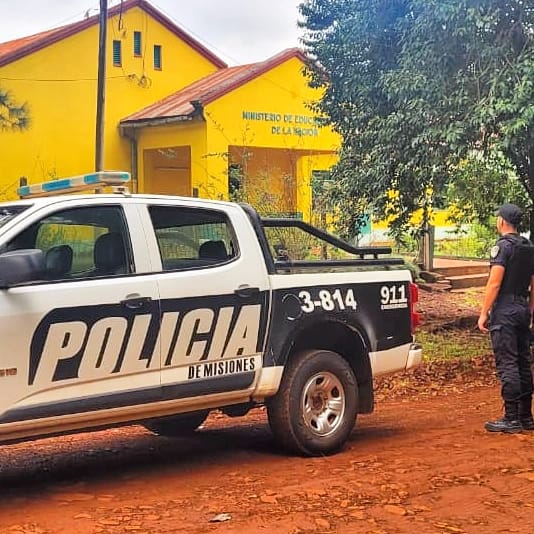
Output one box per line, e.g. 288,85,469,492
1,288,534,534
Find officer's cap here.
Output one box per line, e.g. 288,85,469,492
496,203,523,226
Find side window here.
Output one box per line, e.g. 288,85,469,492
153,44,162,70
6,205,132,281
113,40,122,66
133,31,142,57
148,206,237,271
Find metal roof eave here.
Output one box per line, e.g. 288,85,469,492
119,113,202,133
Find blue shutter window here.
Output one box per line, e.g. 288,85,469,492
154,45,162,70
133,31,142,56
112,40,122,66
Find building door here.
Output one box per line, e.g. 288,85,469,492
144,146,191,196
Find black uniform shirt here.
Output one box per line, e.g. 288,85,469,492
490,233,534,298
489,234,516,268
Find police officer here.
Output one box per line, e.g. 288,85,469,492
477,203,534,433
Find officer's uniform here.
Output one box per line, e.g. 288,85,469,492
488,232,534,429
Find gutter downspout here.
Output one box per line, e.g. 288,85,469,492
121,126,139,193
190,100,205,120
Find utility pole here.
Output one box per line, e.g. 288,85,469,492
95,0,108,171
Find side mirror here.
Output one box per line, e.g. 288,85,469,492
0,249,45,288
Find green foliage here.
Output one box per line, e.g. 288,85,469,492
299,0,534,237
310,170,333,231
402,259,422,282
446,150,528,228
434,222,496,258
0,88,29,131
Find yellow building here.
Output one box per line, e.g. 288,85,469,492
0,0,339,220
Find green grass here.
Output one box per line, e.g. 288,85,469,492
456,288,484,308
416,330,492,362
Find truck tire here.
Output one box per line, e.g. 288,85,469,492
143,410,209,437
267,349,358,456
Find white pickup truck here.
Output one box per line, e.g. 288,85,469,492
0,172,421,456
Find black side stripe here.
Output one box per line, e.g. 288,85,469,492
0,373,254,423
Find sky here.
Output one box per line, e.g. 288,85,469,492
0,0,304,65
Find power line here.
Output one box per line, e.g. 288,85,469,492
0,76,128,82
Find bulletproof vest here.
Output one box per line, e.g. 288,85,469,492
499,234,534,296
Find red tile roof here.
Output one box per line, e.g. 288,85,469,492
0,0,226,69
121,48,308,126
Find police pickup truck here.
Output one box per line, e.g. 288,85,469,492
0,172,421,456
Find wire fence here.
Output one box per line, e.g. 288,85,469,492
361,224,495,261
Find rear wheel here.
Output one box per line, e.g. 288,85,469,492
267,349,358,456
143,410,209,437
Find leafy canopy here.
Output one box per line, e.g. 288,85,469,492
0,88,29,131
299,0,534,237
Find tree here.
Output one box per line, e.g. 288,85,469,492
0,88,29,131
299,0,534,238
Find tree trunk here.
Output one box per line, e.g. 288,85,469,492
528,150,534,239
418,224,435,271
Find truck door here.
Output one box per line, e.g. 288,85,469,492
142,202,270,402
0,202,161,427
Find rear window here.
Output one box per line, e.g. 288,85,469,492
0,205,31,229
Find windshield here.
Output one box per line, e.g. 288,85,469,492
0,205,31,229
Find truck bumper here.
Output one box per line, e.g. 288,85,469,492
406,343,423,369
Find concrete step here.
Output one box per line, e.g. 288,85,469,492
433,264,489,277
445,273,489,290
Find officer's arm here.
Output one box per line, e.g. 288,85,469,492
478,265,505,332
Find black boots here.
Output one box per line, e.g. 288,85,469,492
519,396,534,431
484,417,523,433
485,401,522,434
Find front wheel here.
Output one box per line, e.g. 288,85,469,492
267,349,358,456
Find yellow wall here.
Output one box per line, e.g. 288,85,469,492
0,6,220,199
372,208,454,230
201,56,339,216
1,9,341,219
297,152,338,220
228,145,298,213
204,56,339,149
134,119,207,195
133,54,340,219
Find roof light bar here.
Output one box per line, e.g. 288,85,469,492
17,171,131,199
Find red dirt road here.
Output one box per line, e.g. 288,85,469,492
1,382,533,534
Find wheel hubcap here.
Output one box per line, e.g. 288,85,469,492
302,371,346,437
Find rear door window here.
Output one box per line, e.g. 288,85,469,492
148,205,237,271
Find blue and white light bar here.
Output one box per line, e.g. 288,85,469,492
17,171,131,199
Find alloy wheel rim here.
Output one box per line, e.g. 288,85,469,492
302,371,345,437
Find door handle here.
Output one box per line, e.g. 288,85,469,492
121,295,152,310
234,285,260,298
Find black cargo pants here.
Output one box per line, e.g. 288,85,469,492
489,295,534,404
